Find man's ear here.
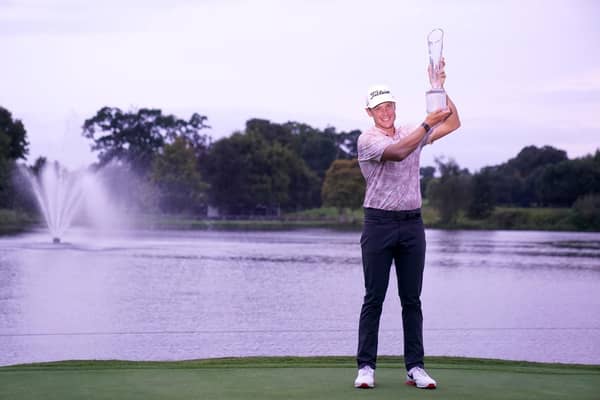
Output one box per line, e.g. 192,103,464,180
365,108,373,117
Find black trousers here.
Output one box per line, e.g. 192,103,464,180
357,207,426,371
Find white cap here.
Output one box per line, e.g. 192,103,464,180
366,84,395,108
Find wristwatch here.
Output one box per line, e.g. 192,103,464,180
421,122,431,132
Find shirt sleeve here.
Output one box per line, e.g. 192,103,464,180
358,132,394,163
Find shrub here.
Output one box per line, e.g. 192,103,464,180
571,194,600,231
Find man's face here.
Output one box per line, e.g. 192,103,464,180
367,101,396,131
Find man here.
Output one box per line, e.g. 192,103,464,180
354,60,460,389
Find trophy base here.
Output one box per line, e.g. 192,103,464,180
426,89,447,113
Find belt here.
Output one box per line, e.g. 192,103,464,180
363,207,422,221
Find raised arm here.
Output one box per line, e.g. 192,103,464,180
425,58,461,145
381,108,450,161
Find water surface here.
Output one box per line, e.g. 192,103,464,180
1,228,599,366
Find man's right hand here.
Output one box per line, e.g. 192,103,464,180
424,108,451,127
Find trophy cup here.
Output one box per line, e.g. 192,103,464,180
426,28,447,113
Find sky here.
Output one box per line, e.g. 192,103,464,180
1,0,599,172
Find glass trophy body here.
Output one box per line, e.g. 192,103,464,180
426,28,447,113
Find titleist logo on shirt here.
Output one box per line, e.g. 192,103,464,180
369,89,390,100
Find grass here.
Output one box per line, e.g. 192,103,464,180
448,207,576,231
1,356,599,400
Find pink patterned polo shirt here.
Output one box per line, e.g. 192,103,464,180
357,125,424,211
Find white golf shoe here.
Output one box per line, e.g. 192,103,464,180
354,365,375,388
406,366,437,389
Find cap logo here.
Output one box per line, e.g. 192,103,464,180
369,89,390,100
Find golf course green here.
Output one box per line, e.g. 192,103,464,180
1,356,598,399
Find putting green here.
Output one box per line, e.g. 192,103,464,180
1,356,598,400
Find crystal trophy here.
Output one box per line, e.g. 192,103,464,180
426,28,447,113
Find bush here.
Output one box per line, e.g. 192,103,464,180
571,194,600,231
487,207,573,231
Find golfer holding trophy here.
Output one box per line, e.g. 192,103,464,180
354,28,461,390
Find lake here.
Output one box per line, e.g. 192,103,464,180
1,228,599,367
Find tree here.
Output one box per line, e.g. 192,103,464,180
482,145,569,206
420,166,435,199
246,119,358,179
0,106,29,208
508,145,568,177
291,124,338,179
11,157,47,214
82,107,210,176
323,126,361,159
467,170,495,218
238,119,356,209
0,107,29,161
151,137,208,214
30,156,47,176
533,156,600,206
321,159,364,210
246,118,296,149
284,146,322,211
203,132,320,215
248,119,340,179
427,157,471,224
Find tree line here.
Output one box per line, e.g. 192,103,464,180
421,146,600,227
1,105,599,227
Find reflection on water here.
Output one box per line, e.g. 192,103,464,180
0,228,599,367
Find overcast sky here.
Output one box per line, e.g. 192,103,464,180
1,0,599,171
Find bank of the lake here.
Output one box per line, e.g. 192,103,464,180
134,206,596,232
1,205,598,233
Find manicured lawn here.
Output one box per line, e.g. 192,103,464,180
1,356,599,400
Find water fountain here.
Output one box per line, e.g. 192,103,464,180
21,161,126,243
21,162,84,243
